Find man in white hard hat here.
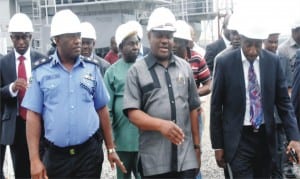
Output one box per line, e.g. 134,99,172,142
173,19,211,179
278,17,300,73
211,17,300,178
80,21,110,76
123,7,201,178
104,21,141,179
0,12,45,178
204,13,232,74
263,31,293,179
21,9,126,178
126,20,150,58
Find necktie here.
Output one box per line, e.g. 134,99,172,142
248,61,263,129
18,55,27,120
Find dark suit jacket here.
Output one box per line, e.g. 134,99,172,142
204,38,226,73
292,50,300,128
211,48,300,163
0,50,45,145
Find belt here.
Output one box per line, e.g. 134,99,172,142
44,132,98,156
243,124,265,133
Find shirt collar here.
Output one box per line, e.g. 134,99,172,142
240,49,260,63
14,48,30,61
222,33,231,48
145,52,176,69
50,50,84,68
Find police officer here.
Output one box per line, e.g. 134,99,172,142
22,9,126,178
0,13,45,178
80,22,110,77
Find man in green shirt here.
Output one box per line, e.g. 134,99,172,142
104,22,141,179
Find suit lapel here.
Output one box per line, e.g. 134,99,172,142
259,51,266,111
235,50,246,103
9,52,17,80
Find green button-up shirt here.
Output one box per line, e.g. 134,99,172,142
104,58,139,151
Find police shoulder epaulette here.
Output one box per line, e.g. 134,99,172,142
33,56,52,69
83,57,100,66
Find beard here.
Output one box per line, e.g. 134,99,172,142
124,54,138,63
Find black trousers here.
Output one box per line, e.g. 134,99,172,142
43,134,103,178
272,124,284,179
229,125,272,178
10,116,30,179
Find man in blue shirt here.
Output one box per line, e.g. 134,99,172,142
22,9,126,178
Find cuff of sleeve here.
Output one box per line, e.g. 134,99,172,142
9,83,18,97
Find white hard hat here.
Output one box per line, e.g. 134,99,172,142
146,7,176,32
126,20,143,39
8,13,33,33
227,13,240,31
50,9,81,37
115,23,138,47
291,17,300,29
80,22,96,40
235,13,268,40
173,20,192,41
239,25,268,40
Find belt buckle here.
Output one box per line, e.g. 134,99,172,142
69,148,75,155
253,128,259,133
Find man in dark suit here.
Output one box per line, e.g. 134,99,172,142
211,21,300,178
0,13,45,178
292,50,300,123
204,14,231,74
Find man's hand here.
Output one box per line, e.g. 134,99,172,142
215,149,226,168
107,152,127,173
287,140,300,164
30,159,48,179
12,78,27,92
159,120,185,145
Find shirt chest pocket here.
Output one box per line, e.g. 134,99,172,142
80,77,97,103
41,79,60,105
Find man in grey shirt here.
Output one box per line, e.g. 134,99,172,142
278,19,300,73
123,7,201,178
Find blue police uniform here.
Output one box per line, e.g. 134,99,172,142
22,51,110,177
23,52,109,147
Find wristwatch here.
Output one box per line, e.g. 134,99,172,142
107,148,116,154
194,144,201,149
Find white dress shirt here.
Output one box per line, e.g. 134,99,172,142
240,49,264,126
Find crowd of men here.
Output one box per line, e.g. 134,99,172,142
1,5,300,179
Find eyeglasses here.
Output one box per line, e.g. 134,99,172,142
11,33,31,41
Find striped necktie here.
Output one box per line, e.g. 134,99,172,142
248,61,263,129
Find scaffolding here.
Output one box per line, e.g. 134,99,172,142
31,0,42,50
